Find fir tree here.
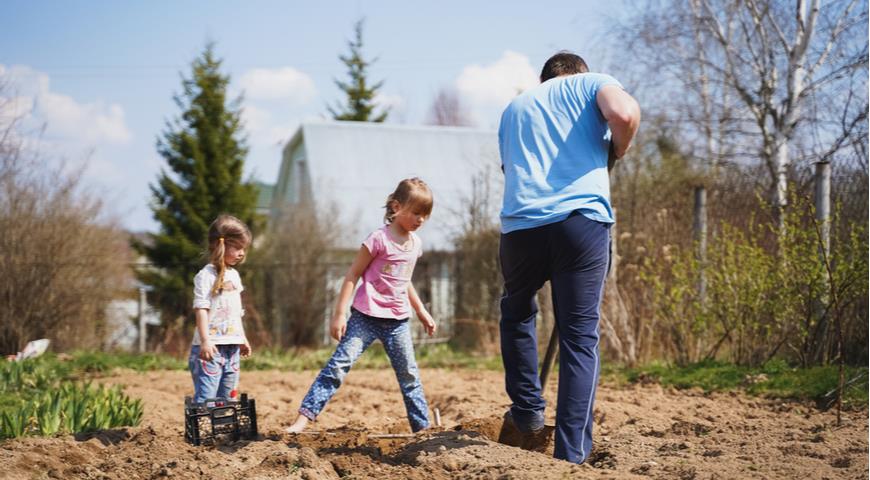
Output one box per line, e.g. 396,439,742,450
135,43,260,342
329,18,388,122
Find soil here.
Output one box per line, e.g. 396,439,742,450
1,368,866,479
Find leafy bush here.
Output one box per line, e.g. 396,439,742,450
640,197,868,367
640,242,708,365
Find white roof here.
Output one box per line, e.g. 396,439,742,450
273,121,500,251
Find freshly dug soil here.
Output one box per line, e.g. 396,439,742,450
1,368,866,479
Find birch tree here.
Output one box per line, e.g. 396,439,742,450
618,0,868,230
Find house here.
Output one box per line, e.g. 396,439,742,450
270,120,499,343
104,234,161,352
104,287,160,351
253,181,274,218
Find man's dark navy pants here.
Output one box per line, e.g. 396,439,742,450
499,211,610,464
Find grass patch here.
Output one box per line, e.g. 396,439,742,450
611,359,868,408
68,351,186,373
2,346,501,381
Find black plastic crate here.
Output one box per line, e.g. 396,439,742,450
184,393,258,446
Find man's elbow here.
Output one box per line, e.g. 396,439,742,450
610,100,641,130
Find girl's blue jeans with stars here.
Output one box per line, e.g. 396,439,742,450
297,308,430,432
188,344,240,403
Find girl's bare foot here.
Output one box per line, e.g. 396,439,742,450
285,414,309,434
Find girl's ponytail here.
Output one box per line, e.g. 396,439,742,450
383,193,397,223
210,237,227,297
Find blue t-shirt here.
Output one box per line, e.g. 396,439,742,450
498,72,623,233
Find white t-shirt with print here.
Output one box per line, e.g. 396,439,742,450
191,264,246,346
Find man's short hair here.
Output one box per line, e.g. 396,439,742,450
540,51,589,82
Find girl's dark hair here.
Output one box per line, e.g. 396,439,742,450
384,177,434,224
207,214,252,296
540,51,589,82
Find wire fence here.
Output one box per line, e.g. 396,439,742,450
125,255,467,352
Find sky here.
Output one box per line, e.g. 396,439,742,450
1,0,624,233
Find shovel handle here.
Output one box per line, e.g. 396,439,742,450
539,324,559,388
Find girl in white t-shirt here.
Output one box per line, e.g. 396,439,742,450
285,178,437,433
189,214,253,403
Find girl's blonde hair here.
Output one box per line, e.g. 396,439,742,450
207,214,253,296
384,177,434,224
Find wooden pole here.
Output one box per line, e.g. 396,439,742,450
812,161,832,364
814,161,831,260
138,287,147,353
539,325,559,389
693,186,708,304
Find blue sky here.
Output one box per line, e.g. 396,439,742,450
1,0,623,232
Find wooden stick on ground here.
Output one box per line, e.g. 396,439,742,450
288,431,419,439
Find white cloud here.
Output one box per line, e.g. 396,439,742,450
454,51,538,126
0,65,41,133
40,92,131,144
0,95,34,133
455,51,538,107
0,64,132,145
238,67,317,103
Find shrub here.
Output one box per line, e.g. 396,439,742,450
640,197,868,367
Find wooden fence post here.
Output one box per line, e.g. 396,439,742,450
138,287,147,353
815,161,831,259
812,161,831,363
693,186,708,304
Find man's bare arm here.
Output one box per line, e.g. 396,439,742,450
597,85,641,160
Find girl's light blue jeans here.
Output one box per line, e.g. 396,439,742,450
189,344,240,403
298,309,430,432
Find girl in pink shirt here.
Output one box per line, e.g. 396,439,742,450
286,178,437,433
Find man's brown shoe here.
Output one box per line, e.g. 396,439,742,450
497,411,554,453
